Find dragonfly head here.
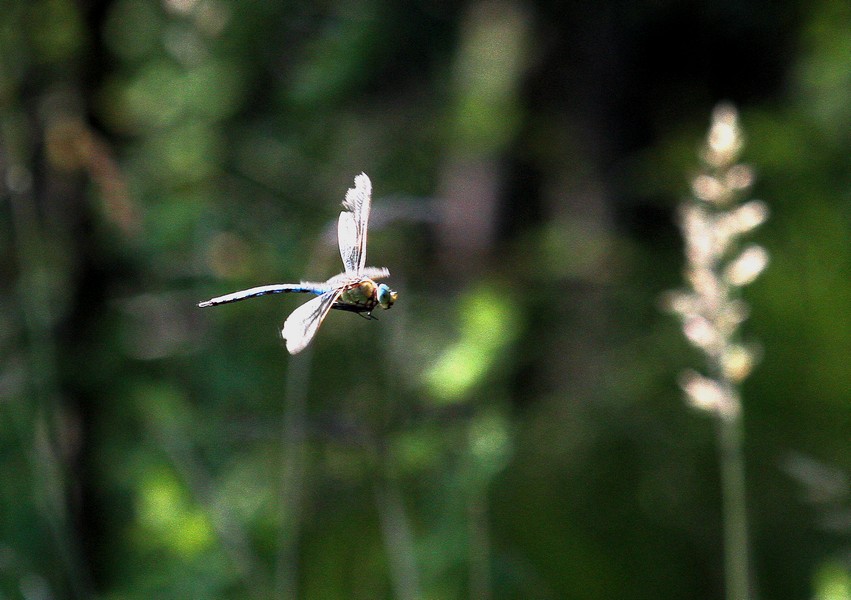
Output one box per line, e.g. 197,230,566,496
376,284,397,310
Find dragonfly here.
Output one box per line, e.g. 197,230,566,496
198,173,397,354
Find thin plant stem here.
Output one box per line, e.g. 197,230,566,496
717,410,751,600
710,260,753,600
375,478,421,600
375,310,422,600
275,347,312,600
274,240,330,598
466,481,492,600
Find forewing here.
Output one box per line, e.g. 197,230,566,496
337,173,372,274
281,290,341,354
338,211,359,274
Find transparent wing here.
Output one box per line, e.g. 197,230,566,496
337,173,372,275
281,289,341,354
322,267,388,289
198,283,328,307
360,266,390,280
324,271,356,288
338,211,358,274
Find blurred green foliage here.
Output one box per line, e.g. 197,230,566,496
0,0,848,598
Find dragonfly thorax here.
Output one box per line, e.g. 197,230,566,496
340,279,376,306
338,278,397,312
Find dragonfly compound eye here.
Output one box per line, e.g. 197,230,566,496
377,284,397,309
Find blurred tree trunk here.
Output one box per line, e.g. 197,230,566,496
0,0,136,594
437,1,531,277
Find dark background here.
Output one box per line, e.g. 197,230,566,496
0,0,848,597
